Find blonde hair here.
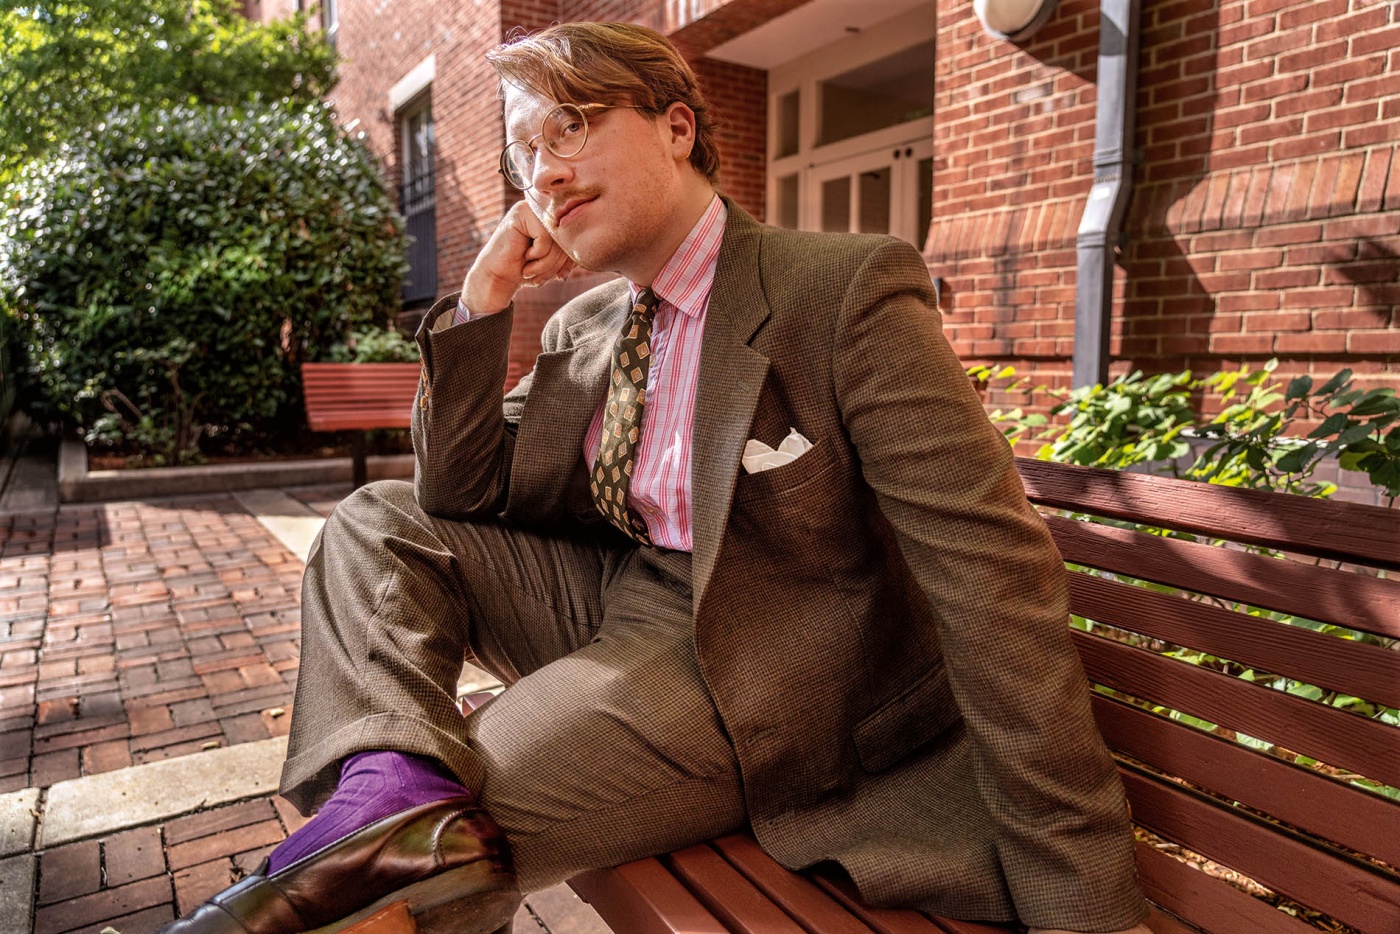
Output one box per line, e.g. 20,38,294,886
488,22,721,183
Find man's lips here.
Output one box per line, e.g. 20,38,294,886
553,195,597,227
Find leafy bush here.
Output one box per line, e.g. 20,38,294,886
0,99,408,464
974,361,1400,502
326,326,421,364
0,0,337,185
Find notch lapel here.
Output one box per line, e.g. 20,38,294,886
691,205,771,611
505,290,627,523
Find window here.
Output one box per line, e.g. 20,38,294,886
817,39,934,147
400,99,437,306
321,0,338,45
766,8,935,248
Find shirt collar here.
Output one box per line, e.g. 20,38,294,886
629,194,727,319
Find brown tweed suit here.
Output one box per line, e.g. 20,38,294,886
282,200,1146,932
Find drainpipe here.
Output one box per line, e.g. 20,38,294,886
1072,0,1142,387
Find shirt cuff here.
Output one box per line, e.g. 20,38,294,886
452,299,472,326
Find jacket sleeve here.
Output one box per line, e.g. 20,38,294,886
410,292,543,519
831,241,1146,932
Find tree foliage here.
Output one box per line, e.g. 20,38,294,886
0,0,337,183
0,100,408,464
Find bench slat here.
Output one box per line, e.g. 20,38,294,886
571,858,729,934
1018,458,1400,571
669,844,812,934
1132,841,1315,934
1069,572,1400,709
808,875,961,934
1047,515,1400,640
302,362,421,433
1121,766,1400,934
1091,695,1400,868
711,835,876,934
1074,630,1400,789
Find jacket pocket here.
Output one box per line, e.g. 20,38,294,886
852,665,961,774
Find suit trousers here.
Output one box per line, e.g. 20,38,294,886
280,479,747,891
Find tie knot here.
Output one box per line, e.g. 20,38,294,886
632,288,660,322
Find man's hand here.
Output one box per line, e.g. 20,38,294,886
462,200,577,316
1029,924,1153,934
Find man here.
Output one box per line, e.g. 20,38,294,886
166,22,1150,934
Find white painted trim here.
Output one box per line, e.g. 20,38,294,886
390,53,436,113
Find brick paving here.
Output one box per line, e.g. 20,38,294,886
0,495,307,793
0,470,606,934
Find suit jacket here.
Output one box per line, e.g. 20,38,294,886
411,201,1146,931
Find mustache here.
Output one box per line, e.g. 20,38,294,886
545,187,603,226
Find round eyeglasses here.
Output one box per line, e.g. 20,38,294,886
499,103,609,191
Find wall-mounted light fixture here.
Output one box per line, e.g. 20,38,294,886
973,0,1058,42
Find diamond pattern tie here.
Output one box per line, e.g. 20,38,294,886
591,288,661,544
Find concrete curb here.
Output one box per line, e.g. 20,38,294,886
38,736,289,849
58,439,414,503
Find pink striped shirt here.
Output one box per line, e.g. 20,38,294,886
584,195,726,552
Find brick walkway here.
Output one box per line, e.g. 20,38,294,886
0,495,303,793
0,477,606,934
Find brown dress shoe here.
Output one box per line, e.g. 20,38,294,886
158,797,519,934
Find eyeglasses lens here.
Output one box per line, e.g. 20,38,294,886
500,104,590,190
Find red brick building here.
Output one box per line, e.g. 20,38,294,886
312,0,1397,405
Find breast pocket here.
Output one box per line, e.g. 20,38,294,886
734,438,837,502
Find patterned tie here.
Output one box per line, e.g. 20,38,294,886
591,288,661,544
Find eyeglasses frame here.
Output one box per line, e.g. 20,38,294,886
498,102,617,191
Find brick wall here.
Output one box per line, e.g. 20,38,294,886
930,0,1399,417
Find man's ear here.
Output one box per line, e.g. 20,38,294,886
663,101,697,162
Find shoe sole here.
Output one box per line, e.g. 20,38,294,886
305,860,521,934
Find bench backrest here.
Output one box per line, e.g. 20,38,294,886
1017,458,1400,934
301,362,421,432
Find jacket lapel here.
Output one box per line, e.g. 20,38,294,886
691,204,771,610
506,290,626,522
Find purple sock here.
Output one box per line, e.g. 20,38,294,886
267,750,470,874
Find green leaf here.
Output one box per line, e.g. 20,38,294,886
1318,368,1354,395
1308,412,1350,439
1285,375,1313,400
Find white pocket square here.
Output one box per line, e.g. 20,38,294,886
742,428,813,474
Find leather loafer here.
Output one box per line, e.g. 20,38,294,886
158,797,519,934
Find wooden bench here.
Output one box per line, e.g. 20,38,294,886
300,362,420,489
560,458,1400,934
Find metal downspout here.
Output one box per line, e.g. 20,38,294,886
1072,0,1142,387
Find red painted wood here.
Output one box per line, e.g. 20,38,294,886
1121,767,1400,934
1091,695,1400,869
570,858,728,934
668,844,808,934
302,362,420,432
808,874,970,934
1016,458,1400,571
1046,515,1400,640
1133,841,1317,934
1068,571,1400,709
711,835,874,934
1074,630,1400,789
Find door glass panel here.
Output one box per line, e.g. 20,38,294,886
858,167,892,234
775,90,800,159
819,39,935,146
916,156,933,249
776,173,799,229
821,177,850,232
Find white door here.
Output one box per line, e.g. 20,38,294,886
806,137,933,248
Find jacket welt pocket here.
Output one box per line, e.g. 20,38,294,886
852,665,961,774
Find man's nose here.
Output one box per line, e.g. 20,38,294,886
531,145,572,189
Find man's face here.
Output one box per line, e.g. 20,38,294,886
502,84,689,278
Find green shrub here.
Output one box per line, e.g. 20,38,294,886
0,99,408,464
973,361,1400,502
326,326,421,364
